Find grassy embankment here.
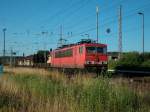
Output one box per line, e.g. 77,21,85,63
0,67,150,112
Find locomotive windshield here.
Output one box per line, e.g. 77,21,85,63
86,47,107,54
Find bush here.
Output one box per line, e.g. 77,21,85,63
142,53,150,61
119,52,142,67
109,52,150,70
108,60,119,69
142,60,150,68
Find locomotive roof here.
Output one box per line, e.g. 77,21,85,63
55,39,107,51
55,43,107,51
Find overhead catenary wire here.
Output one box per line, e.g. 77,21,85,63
48,0,130,32
4,0,150,56
19,2,149,45
48,0,148,40
9,1,150,44
37,0,126,35
65,2,150,39
28,0,127,42
38,0,90,28
59,0,150,35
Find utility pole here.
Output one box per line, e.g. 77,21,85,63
96,6,99,43
138,12,145,54
3,28,6,57
118,5,122,59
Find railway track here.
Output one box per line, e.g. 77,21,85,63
108,69,150,76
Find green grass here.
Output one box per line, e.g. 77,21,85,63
0,68,150,112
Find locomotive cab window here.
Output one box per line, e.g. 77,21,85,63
97,47,107,54
86,47,96,53
86,47,107,54
102,47,107,54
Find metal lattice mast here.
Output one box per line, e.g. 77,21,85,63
57,25,67,47
118,5,122,59
57,25,63,47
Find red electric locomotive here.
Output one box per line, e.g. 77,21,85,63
50,39,108,71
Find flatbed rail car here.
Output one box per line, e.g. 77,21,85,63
50,40,108,71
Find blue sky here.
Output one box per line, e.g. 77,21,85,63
0,0,150,56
